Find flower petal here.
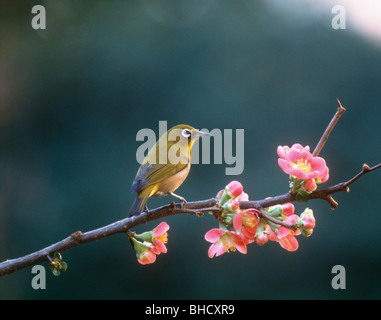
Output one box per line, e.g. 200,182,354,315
236,192,249,201
278,158,294,174
204,228,224,243
288,167,309,179
266,226,277,241
277,226,290,239
153,222,170,237
154,240,167,254
281,203,295,216
234,236,247,254
208,242,219,258
277,146,289,160
215,244,227,257
309,157,327,175
287,149,312,163
233,211,243,231
138,251,156,265
279,235,299,251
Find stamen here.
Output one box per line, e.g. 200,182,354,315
243,214,257,228
296,158,311,174
156,232,168,244
221,234,236,253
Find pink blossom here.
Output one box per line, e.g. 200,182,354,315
205,228,247,258
276,215,301,252
233,209,260,242
277,144,328,180
152,222,169,254
265,215,301,252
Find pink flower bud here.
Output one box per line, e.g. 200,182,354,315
256,231,268,246
225,181,243,198
137,248,157,265
131,237,157,265
281,203,295,216
304,179,317,192
218,181,244,205
300,208,316,230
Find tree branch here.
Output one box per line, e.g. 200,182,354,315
1,162,379,276
0,99,379,277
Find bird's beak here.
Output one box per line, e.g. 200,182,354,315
195,130,212,138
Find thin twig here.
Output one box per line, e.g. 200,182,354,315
257,207,297,231
312,98,346,157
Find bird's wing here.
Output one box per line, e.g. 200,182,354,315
130,162,188,194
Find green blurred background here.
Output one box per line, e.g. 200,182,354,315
1,0,380,299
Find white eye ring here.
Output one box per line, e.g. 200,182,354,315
182,129,191,138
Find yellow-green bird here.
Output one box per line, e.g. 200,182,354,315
128,124,211,217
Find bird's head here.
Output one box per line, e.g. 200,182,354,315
167,124,211,154
167,124,211,151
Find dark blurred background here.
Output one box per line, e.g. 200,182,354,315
0,0,380,299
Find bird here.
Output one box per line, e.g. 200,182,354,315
128,124,211,217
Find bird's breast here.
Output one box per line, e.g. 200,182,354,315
152,162,191,196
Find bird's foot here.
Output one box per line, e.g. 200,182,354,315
169,192,187,208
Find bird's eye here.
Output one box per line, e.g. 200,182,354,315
181,129,191,138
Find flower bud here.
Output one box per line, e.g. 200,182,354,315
304,179,317,192
299,208,315,237
300,208,315,229
255,231,269,246
131,237,156,265
301,228,313,237
281,203,295,217
226,180,243,197
221,199,241,214
267,205,282,218
219,181,243,204
254,223,270,246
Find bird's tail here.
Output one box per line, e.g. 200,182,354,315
128,197,145,217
